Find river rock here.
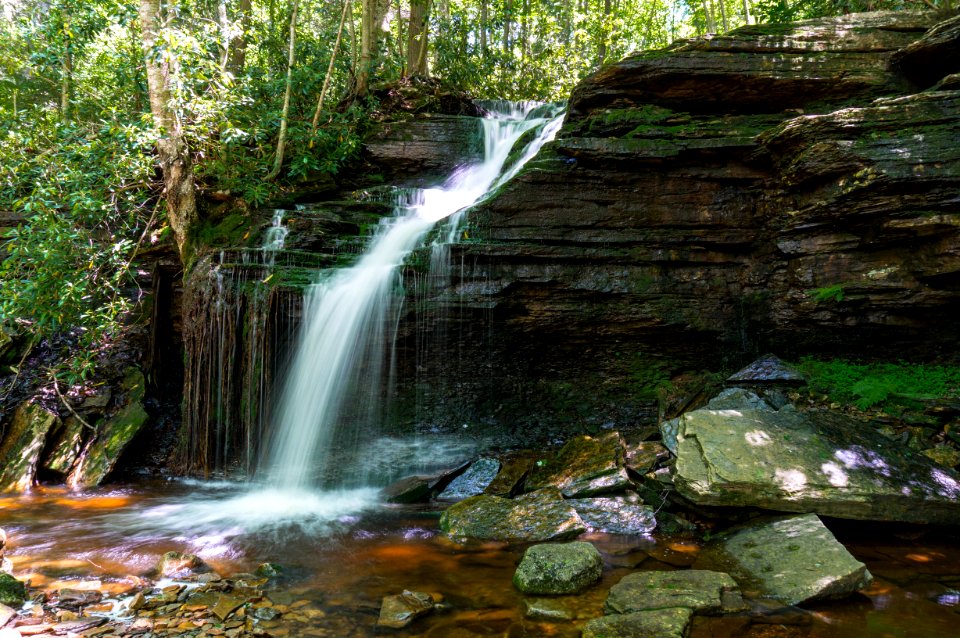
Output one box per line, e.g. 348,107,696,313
582,608,693,638
512,541,603,594
381,475,434,504
525,431,631,497
605,570,743,615
568,496,657,535
725,354,805,388
377,590,435,629
68,367,149,489
484,452,538,496
695,513,872,605
439,488,586,541
624,442,671,475
156,551,209,578
42,416,88,475
0,574,25,606
438,457,500,500
663,389,960,524
0,401,60,492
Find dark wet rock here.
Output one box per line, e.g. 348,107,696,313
363,115,482,187
382,475,434,504
523,597,582,620
57,588,103,607
605,570,743,615
68,367,149,489
377,590,435,629
438,457,501,501
211,594,246,621
0,401,60,492
439,488,586,542
484,452,538,496
512,542,603,594
663,389,960,524
695,513,872,605
725,354,805,388
568,495,657,535
0,573,25,606
890,13,960,89
254,563,283,579
42,416,88,475
582,608,694,638
156,551,209,579
624,442,671,475
525,432,631,498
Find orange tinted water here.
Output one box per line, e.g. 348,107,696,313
2,482,958,637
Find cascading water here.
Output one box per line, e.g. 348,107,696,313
264,102,564,491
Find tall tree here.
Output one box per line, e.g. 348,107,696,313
358,0,389,95
227,0,253,74
268,0,300,180
138,0,198,259
406,0,430,76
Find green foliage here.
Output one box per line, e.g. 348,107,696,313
807,283,845,303
753,0,945,23
796,358,960,411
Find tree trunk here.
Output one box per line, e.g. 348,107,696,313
742,0,753,25
227,0,253,73
702,0,717,33
138,0,198,261
311,0,350,138
406,0,430,77
718,0,729,33
597,0,610,66
268,0,300,180
480,0,487,54
358,0,388,95
503,0,512,53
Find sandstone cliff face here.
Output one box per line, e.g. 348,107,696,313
394,11,960,437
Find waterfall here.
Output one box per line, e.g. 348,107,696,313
263,103,564,491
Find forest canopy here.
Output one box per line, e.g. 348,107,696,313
0,0,952,379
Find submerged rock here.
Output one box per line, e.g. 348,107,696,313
568,496,657,535
0,401,60,492
512,541,603,594
663,389,960,524
582,608,693,638
377,590,435,629
605,570,743,615
439,488,586,542
525,431,631,498
695,513,872,605
438,457,500,501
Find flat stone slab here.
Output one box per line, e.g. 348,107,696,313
695,513,872,605
525,431,631,498
726,354,805,387
484,451,538,496
513,542,603,594
438,457,500,500
439,488,586,542
377,590,434,629
568,496,657,535
662,389,960,524
582,608,693,638
605,570,742,615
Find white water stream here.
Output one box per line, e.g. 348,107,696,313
105,103,564,539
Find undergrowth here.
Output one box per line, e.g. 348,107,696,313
795,358,960,411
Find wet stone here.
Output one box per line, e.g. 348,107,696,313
605,570,743,615
438,458,501,501
513,542,603,595
156,552,209,579
581,608,693,638
0,573,25,606
624,442,671,475
725,354,805,387
484,452,538,497
525,432,631,498
439,488,586,542
568,495,657,535
381,475,433,504
377,590,434,629
523,598,577,621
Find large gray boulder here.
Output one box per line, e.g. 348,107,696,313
695,513,872,605
568,496,657,535
662,389,960,524
605,570,743,615
438,488,586,542
581,608,693,638
513,541,603,594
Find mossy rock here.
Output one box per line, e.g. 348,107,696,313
525,431,631,498
0,402,60,492
513,541,603,594
439,488,586,542
0,573,26,605
581,608,693,638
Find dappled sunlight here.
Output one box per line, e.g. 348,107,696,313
930,468,960,499
745,430,772,446
52,495,133,510
775,468,808,493
820,461,850,487
834,446,892,477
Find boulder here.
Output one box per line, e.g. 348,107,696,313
484,451,538,496
695,513,872,605
568,496,657,535
438,488,586,542
68,368,149,489
525,432,631,497
437,457,500,501
663,389,960,524
156,551,209,579
512,542,603,594
624,441,671,475
581,608,693,638
605,570,743,615
377,590,435,629
725,354,805,387
42,416,88,475
0,574,25,606
0,401,60,492
381,475,433,504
